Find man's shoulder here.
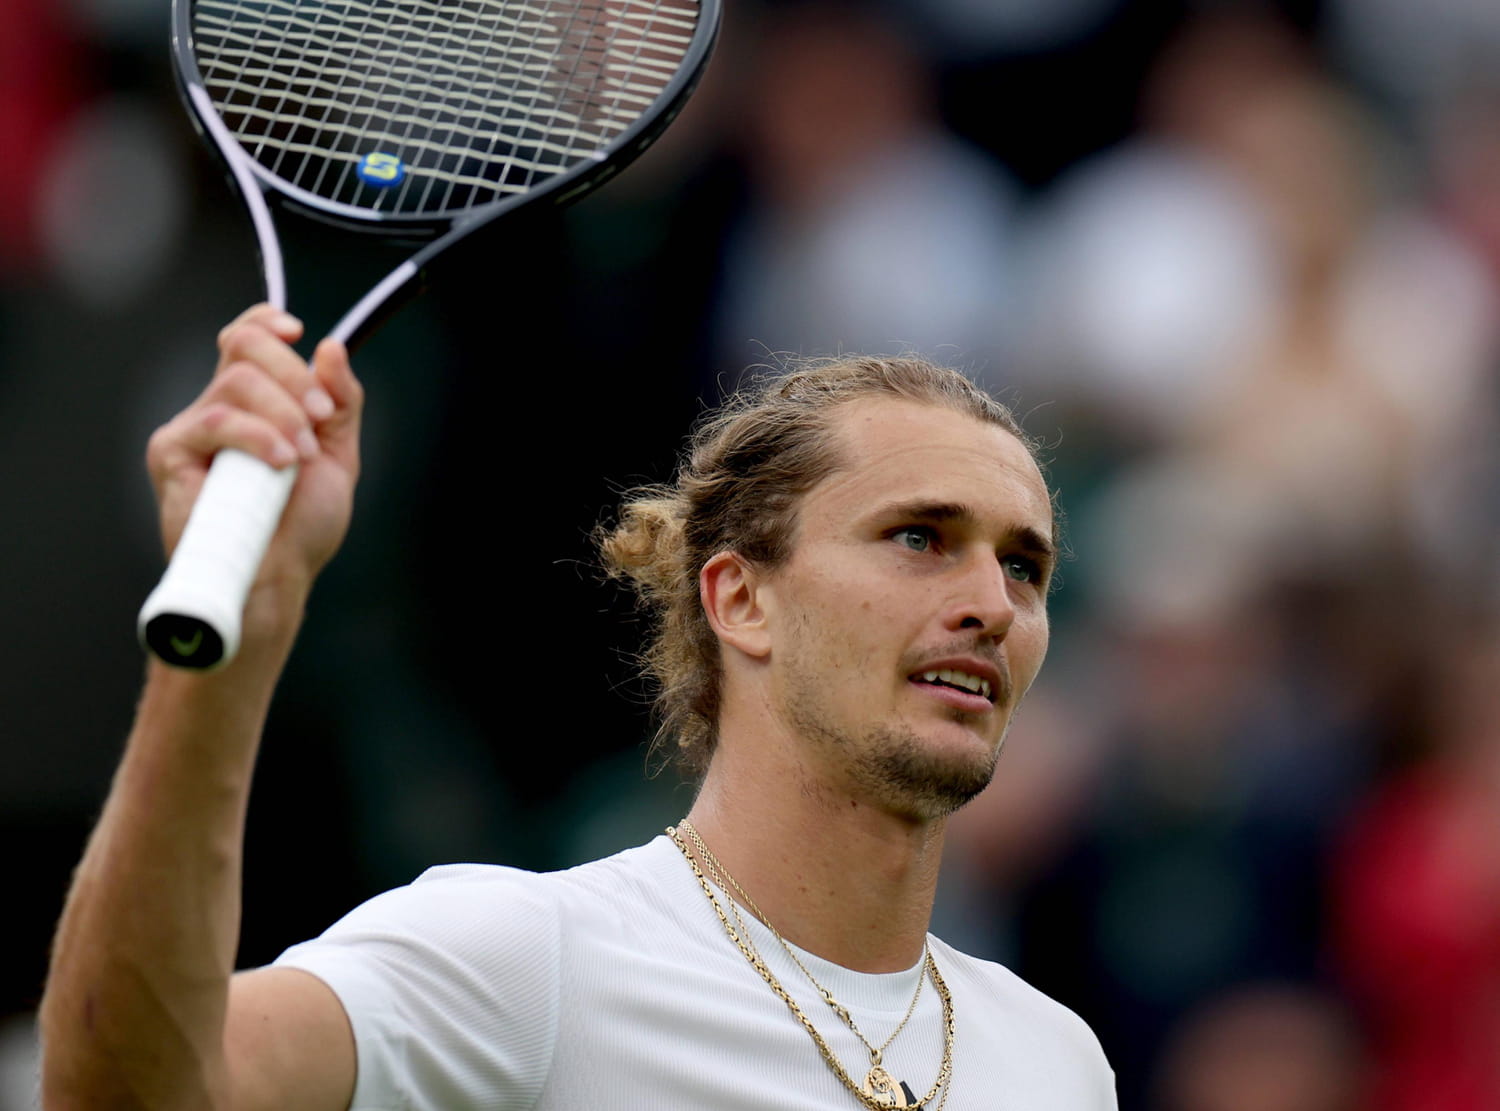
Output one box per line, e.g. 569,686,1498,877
410,834,677,903
281,836,679,959
366,834,682,934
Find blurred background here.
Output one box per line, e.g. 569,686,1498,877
5,0,1500,1107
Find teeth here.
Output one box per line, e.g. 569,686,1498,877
939,668,980,693
920,669,993,700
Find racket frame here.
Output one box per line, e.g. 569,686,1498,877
140,0,720,668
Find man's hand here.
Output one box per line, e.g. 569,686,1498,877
146,304,364,626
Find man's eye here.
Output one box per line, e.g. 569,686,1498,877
1002,555,1040,583
892,527,935,552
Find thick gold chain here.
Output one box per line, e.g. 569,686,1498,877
668,824,955,1110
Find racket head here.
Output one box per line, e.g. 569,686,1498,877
171,0,721,238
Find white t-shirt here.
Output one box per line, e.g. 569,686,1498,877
275,836,1116,1110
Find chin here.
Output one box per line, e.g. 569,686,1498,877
785,677,1008,820
860,723,1003,821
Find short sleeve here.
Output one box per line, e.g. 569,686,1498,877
274,864,562,1111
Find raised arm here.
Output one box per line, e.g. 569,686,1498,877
40,306,364,1111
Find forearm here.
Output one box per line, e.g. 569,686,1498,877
40,610,303,1110
42,306,361,1108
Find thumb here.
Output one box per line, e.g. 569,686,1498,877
309,338,364,472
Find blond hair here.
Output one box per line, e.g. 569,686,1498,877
598,355,1038,776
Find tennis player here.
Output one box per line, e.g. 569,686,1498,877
40,304,1115,1109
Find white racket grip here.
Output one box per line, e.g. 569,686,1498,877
138,448,297,669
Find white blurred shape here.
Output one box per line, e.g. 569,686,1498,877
720,133,1020,367
1021,143,1278,434
1337,212,1498,443
38,95,187,309
0,1013,38,1111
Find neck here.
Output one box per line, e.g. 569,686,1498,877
682,733,947,973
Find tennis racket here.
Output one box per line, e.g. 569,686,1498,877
139,0,720,669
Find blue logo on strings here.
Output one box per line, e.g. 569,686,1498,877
357,152,406,187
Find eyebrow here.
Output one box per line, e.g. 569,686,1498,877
879,500,1057,565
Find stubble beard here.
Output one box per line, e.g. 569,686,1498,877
786,679,1006,822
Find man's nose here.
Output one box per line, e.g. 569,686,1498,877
945,553,1016,639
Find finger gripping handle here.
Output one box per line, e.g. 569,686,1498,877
138,449,297,669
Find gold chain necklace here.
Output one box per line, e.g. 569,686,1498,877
680,820,927,1068
669,822,955,1109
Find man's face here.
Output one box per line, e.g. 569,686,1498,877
756,398,1055,821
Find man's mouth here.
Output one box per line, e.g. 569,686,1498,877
913,669,994,703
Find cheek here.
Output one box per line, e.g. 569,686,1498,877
1014,612,1050,683
773,558,917,671
799,599,892,682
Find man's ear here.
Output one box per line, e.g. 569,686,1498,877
700,551,772,659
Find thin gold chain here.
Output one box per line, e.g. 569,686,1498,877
669,824,954,1110
680,818,926,1063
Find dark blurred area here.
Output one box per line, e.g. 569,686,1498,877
6,0,1500,1107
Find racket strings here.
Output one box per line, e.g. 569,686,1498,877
435,0,597,208
491,0,619,202
318,0,431,203
272,0,383,193
192,0,701,217
403,0,526,212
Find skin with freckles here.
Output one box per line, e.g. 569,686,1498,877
687,397,1055,970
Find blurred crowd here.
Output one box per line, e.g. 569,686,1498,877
5,0,1500,1109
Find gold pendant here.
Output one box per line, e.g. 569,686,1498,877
863,1065,916,1107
